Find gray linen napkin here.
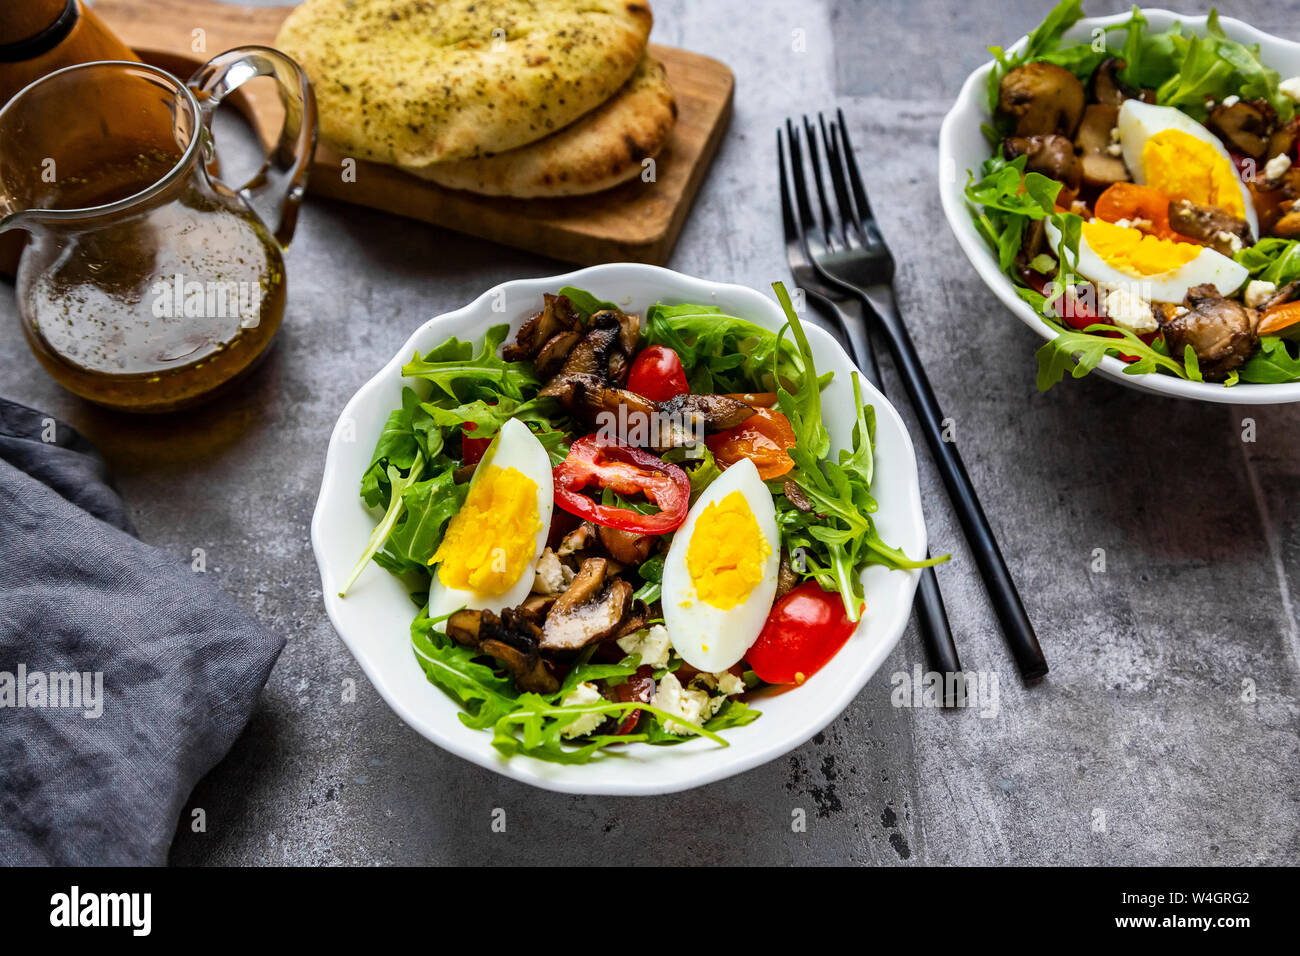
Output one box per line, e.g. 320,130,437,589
0,398,284,865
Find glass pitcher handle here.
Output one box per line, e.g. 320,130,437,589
188,46,317,247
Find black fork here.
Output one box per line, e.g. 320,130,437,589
778,126,961,689
787,110,1047,683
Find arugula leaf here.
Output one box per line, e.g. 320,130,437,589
641,698,762,744
384,465,466,570
661,443,724,501
402,324,539,402
1240,336,1300,383
631,554,665,605
558,285,617,320
1035,322,1189,390
770,283,946,621
1154,10,1293,122
1235,238,1300,286
340,454,426,597
641,300,830,395
360,387,423,508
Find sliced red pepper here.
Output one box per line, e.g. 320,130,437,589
553,433,690,535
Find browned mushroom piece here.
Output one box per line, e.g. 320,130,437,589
597,524,656,565
1090,57,1144,106
589,308,641,357
480,609,559,694
445,609,484,647
540,557,634,651
1167,199,1252,256
534,329,583,378
776,549,800,600
558,521,597,557
1074,104,1130,187
503,293,581,362
998,62,1086,138
1268,119,1299,162
782,479,815,513
573,382,659,430
1158,284,1260,381
653,393,755,449
538,311,638,417
1259,280,1299,311
1003,133,1082,190
1206,99,1276,161
517,593,557,624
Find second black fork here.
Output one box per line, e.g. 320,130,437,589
778,125,961,688
789,111,1047,683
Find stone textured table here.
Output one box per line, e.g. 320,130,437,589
4,0,1295,864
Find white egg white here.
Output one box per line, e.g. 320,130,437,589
661,456,780,673
426,417,554,621
1045,218,1248,303
1117,99,1259,239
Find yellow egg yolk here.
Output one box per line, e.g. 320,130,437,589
685,490,770,610
431,464,540,595
1141,129,1246,217
1082,219,1202,276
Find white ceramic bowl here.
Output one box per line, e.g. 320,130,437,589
310,263,928,795
940,8,1300,404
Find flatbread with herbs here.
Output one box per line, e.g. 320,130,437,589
275,0,653,167
413,55,676,197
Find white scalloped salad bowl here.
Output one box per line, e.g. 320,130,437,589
310,263,928,795
940,7,1300,404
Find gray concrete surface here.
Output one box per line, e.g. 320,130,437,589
4,0,1296,864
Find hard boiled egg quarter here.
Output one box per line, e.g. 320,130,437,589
1045,218,1248,303
426,417,554,621
1117,99,1259,240
661,456,780,672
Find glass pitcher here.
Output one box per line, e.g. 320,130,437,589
0,48,316,412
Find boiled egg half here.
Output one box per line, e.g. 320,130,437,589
1045,217,1248,303
661,456,780,672
1117,99,1258,239
426,417,553,621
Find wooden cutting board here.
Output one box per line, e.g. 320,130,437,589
94,0,734,265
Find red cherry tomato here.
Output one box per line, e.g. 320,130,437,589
706,407,797,480
460,422,493,465
627,345,689,401
747,582,860,685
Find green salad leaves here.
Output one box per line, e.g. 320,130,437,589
349,284,936,764
970,1,1300,388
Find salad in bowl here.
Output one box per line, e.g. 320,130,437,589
332,279,940,769
954,2,1300,395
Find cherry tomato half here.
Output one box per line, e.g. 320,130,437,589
746,581,860,685
460,422,493,465
706,407,797,480
627,345,689,402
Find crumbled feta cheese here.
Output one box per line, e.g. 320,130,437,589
1109,126,1121,143
652,672,713,736
1265,152,1292,182
1245,279,1278,309
1280,76,1300,102
1113,217,1133,229
714,670,747,697
1101,284,1158,334
616,624,672,669
1222,94,1240,108
1172,306,1189,318
531,548,573,595
559,682,607,739
1217,230,1244,254
1106,141,1123,156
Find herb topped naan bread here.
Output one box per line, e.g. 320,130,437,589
413,55,676,197
275,0,654,168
